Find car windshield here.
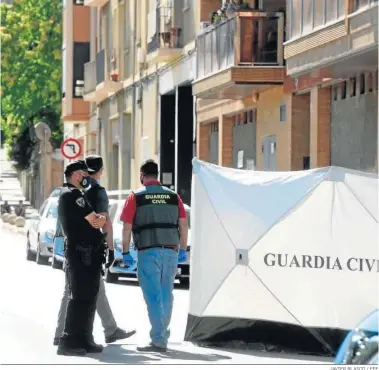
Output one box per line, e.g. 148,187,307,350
46,203,58,219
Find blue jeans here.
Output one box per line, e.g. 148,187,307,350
137,248,178,348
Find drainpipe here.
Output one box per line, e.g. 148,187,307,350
174,85,179,192
96,105,102,155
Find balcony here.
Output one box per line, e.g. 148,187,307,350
83,49,122,103
84,0,109,7
193,11,285,100
146,3,183,64
284,2,378,79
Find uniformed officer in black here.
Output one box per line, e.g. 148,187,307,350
57,160,107,356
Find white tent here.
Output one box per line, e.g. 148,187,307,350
185,158,378,355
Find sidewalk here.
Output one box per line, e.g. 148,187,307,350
0,149,38,235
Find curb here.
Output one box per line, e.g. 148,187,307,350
0,220,27,235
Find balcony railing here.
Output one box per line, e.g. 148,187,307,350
196,11,284,80
96,49,105,85
84,60,96,95
147,4,183,54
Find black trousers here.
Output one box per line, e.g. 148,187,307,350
59,244,103,348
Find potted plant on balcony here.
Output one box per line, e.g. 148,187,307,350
110,71,119,82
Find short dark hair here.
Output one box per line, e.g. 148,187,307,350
140,159,159,176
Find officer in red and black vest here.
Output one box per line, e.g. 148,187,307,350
120,159,189,352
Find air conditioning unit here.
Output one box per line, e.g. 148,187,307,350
75,0,84,4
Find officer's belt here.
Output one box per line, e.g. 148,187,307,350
137,245,178,252
133,222,178,233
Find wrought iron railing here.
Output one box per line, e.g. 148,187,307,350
147,3,183,54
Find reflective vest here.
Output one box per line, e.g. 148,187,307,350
132,184,180,250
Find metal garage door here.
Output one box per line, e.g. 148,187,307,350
262,135,277,171
232,110,257,169
209,122,219,164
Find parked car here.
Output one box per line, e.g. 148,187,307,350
105,198,192,286
335,309,378,365
26,198,59,265
51,220,64,269
48,187,63,198
51,198,119,270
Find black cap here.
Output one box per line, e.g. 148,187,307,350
64,160,93,177
140,159,159,175
85,155,103,174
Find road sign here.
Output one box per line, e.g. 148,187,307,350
61,138,82,160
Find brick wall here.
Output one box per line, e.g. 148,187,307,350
290,93,311,170
198,122,210,162
199,0,222,22
220,116,233,167
52,159,64,190
256,86,291,170
310,86,331,167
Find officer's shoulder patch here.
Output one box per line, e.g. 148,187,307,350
76,197,86,208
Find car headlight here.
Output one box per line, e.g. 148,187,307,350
45,230,55,240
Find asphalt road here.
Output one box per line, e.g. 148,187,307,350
0,227,334,366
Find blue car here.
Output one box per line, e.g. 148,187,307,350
335,309,378,365
52,221,64,269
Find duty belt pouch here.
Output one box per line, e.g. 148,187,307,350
76,243,93,266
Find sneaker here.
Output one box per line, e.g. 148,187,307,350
136,343,167,353
84,341,103,353
105,328,136,344
57,345,87,356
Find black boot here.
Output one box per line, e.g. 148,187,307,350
84,340,103,353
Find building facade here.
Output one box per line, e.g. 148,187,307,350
284,0,378,172
61,0,378,201
79,0,211,201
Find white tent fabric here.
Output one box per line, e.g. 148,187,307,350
186,158,378,354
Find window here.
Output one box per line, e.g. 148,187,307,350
337,0,345,17
325,0,338,23
303,156,310,170
313,0,325,28
73,42,90,98
367,72,373,92
280,104,286,123
302,0,313,33
289,0,346,38
333,86,338,100
341,81,347,99
360,74,365,94
46,204,58,219
291,0,302,37
350,77,357,97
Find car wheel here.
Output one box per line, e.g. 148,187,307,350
51,255,62,270
36,244,49,265
104,267,118,283
179,277,190,286
26,236,35,261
